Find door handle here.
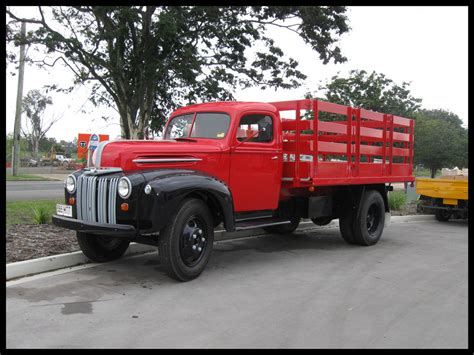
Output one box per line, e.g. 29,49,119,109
271,156,278,160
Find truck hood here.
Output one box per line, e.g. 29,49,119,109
96,139,224,171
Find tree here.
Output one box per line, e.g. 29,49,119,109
6,133,29,162
7,6,350,139
38,136,57,154
313,69,422,118
21,89,61,160
413,109,468,178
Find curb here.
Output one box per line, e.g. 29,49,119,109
6,214,434,281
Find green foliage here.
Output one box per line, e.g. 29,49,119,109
21,89,59,160
388,190,407,210
32,205,51,224
7,199,61,225
413,167,440,178
312,69,422,118
413,109,468,178
7,6,350,139
22,89,53,125
6,174,51,181
38,136,58,153
6,132,29,161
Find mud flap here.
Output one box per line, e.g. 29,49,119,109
384,212,391,227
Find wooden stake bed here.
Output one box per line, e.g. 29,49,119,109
269,99,415,188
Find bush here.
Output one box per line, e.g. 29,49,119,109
32,205,51,224
388,190,407,210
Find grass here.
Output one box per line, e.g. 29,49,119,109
388,190,407,210
6,199,63,226
6,173,53,181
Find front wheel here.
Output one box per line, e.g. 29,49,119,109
158,199,214,282
263,217,301,234
435,209,451,222
76,232,130,262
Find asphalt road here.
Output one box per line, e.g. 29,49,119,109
6,181,65,201
6,219,468,349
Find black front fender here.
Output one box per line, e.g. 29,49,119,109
139,170,235,233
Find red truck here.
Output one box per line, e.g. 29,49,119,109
53,99,415,281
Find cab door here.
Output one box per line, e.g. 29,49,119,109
229,111,282,212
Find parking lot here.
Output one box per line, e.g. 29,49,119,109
6,218,468,348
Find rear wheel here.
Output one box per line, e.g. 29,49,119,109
339,190,386,246
263,217,301,234
339,208,357,244
158,199,214,282
76,232,130,262
352,190,385,246
435,209,451,222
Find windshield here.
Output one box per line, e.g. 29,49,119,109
165,112,231,140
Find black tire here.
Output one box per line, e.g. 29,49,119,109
339,207,357,245
352,190,386,246
263,217,301,234
76,232,130,262
435,209,451,222
158,199,214,282
311,216,333,226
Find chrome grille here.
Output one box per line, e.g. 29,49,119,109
76,175,119,224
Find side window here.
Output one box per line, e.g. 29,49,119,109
236,114,273,143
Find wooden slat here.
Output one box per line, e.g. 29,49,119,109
360,126,383,139
318,120,348,134
360,108,384,122
392,131,410,142
317,134,349,142
392,147,410,157
359,144,383,156
393,115,411,127
318,141,348,154
269,99,311,111
318,100,349,116
281,119,311,131
283,133,316,141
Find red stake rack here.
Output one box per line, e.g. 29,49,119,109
269,99,415,188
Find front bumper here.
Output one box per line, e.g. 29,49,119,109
52,215,137,237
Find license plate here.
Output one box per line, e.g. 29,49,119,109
56,204,73,217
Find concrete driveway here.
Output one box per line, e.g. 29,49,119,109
6,219,468,349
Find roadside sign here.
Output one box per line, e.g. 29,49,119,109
89,133,99,151
77,133,109,160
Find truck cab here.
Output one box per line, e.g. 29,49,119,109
53,99,415,281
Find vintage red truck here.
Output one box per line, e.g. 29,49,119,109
53,99,415,281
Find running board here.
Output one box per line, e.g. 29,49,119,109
234,217,291,231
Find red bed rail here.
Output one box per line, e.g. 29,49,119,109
268,99,415,187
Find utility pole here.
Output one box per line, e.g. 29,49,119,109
12,21,26,176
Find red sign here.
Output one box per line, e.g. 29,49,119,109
77,133,109,160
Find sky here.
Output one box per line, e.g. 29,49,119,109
5,6,468,142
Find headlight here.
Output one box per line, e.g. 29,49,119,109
118,177,132,199
65,175,76,194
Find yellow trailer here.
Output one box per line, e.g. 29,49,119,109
416,177,468,221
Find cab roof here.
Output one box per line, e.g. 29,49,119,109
170,101,279,118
